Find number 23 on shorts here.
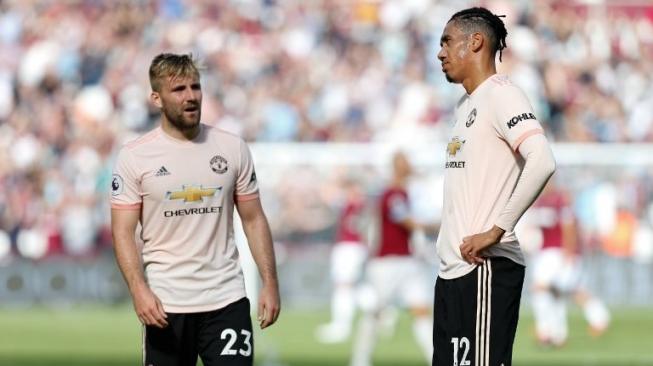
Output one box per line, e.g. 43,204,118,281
219,328,252,357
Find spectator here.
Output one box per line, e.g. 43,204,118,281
0,0,652,260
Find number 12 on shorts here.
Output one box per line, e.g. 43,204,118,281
451,337,471,366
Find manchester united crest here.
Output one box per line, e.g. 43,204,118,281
210,155,228,174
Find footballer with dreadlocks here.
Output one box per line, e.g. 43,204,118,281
433,7,556,366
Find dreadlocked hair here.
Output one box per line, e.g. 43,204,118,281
448,7,508,62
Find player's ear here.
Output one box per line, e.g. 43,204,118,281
470,32,484,53
150,91,162,108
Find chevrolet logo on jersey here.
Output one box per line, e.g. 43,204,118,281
166,185,221,203
447,137,465,157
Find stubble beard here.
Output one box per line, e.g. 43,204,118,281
444,70,461,84
163,105,201,132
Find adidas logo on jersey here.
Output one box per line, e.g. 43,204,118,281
155,166,171,176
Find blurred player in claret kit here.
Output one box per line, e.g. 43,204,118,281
530,180,610,347
351,151,434,366
434,7,556,366
316,177,368,343
110,53,280,366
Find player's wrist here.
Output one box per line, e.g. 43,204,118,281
260,278,279,290
129,280,150,294
487,225,505,243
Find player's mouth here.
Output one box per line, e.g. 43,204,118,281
184,105,199,113
441,62,449,71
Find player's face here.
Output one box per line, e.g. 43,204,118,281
393,153,412,179
156,74,202,131
437,22,471,84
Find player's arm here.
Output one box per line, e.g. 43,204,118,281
460,134,555,263
397,217,422,231
393,208,440,235
389,193,424,232
236,197,280,329
461,86,556,264
395,213,440,234
461,135,555,263
495,133,556,230
562,219,577,257
111,208,168,328
493,86,556,236
560,196,578,257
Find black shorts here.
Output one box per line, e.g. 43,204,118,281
144,297,253,366
433,257,524,366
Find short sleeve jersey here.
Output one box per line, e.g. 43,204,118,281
534,189,574,251
436,74,544,279
111,124,259,312
378,187,411,257
336,199,364,244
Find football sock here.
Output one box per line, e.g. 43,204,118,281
332,285,356,332
550,296,568,345
532,290,554,341
350,313,377,366
584,297,610,330
413,316,433,362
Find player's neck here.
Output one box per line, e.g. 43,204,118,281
462,60,497,95
161,118,201,141
391,177,407,188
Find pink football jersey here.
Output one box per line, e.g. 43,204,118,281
436,74,543,279
111,124,258,312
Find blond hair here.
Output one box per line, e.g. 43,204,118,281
148,53,200,92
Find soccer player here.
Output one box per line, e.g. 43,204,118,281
316,177,368,343
110,53,280,366
434,7,556,366
351,151,433,366
530,180,610,347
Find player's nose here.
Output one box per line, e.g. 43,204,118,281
437,48,446,62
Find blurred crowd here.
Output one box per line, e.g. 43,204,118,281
0,0,652,264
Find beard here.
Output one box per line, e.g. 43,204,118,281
162,103,201,131
443,69,459,83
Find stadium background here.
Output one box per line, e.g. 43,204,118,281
0,0,652,365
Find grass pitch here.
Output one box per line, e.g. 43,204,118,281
0,305,651,366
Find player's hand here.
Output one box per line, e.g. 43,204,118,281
460,226,505,265
257,282,280,329
132,285,168,328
